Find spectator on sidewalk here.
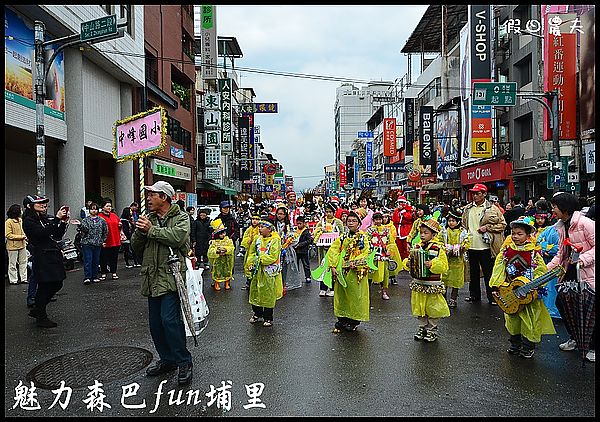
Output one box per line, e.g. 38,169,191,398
132,180,193,385
120,207,140,268
503,195,525,237
79,203,108,284
461,183,506,305
192,208,213,270
98,199,122,281
23,195,69,328
5,204,28,285
80,199,93,219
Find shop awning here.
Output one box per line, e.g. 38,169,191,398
422,180,461,190
510,167,548,177
197,180,238,196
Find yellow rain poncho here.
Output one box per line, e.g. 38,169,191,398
245,232,284,308
207,236,235,283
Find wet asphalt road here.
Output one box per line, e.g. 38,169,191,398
4,250,595,417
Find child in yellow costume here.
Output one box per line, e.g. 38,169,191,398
441,208,471,309
245,218,284,327
325,209,373,333
367,212,395,300
207,219,235,291
382,210,402,286
489,216,555,359
402,218,449,342
241,213,261,290
313,202,344,297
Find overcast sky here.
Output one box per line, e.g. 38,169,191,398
217,5,429,192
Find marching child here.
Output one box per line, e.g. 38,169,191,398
241,213,262,290
382,210,402,285
402,218,449,342
490,216,555,358
293,215,313,282
245,217,284,327
312,202,344,297
441,208,471,309
367,212,395,300
207,219,235,291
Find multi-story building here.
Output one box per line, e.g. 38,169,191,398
334,81,394,191
5,5,144,222
143,5,197,203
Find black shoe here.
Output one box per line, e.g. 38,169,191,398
36,318,57,328
26,301,35,309
507,344,521,355
178,363,193,385
146,361,178,377
49,296,57,302
520,349,535,359
464,297,481,303
28,308,45,319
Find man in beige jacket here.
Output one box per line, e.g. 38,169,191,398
461,184,506,305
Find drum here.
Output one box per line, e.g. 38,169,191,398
409,248,431,279
316,232,339,247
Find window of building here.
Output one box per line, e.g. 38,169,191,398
515,113,533,142
197,107,204,133
167,116,192,153
182,29,194,62
101,5,113,14
145,50,158,84
514,5,531,25
119,5,133,37
515,56,532,88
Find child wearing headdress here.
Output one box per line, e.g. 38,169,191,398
489,216,555,358
402,218,449,342
367,211,395,300
245,217,283,327
533,209,560,318
382,210,402,286
441,208,471,309
407,204,432,246
207,219,235,291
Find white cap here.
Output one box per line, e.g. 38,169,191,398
145,181,175,198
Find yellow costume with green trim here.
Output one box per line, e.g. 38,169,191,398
241,225,260,278
383,222,402,277
489,237,555,343
366,223,395,285
441,227,471,289
401,236,450,319
245,232,284,308
326,230,373,322
207,236,235,283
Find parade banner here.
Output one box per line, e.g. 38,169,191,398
248,115,255,172
113,107,167,163
340,163,347,186
459,23,473,165
238,114,251,181
419,106,435,167
383,118,397,157
365,140,373,171
4,8,65,120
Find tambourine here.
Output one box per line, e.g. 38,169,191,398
387,259,398,272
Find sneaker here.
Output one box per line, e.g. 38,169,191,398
382,291,390,300
146,361,177,377
305,277,312,283
177,363,193,385
93,278,100,283
125,265,134,269
464,296,480,303
236,252,244,257
448,299,457,308
520,349,535,359
559,338,577,351
390,278,398,285
112,273,119,280
585,350,595,362
319,290,327,297
507,344,521,355
135,264,142,267
414,327,427,341
423,329,438,342
249,315,261,324
326,289,334,297
263,320,273,327
83,279,91,285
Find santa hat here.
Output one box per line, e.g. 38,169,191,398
397,195,408,204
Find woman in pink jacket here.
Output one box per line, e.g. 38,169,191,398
547,192,595,362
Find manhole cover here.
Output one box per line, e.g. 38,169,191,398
26,346,153,390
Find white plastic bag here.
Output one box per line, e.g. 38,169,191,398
183,257,209,337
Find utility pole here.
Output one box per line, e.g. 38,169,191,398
33,15,126,196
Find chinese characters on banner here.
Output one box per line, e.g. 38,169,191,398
365,140,373,172
199,5,217,80
238,114,251,181
113,107,166,162
383,118,397,157
404,98,415,154
543,32,577,140
339,163,347,186
248,115,255,172
219,79,232,152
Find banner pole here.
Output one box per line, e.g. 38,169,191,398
139,157,146,215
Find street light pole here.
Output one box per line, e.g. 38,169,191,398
34,21,46,196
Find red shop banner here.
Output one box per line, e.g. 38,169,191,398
543,33,577,140
460,159,509,185
383,118,397,157
339,163,347,186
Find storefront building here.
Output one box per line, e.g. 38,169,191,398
460,159,514,204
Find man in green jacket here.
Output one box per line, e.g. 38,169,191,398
132,181,193,385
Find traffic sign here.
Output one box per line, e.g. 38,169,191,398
80,15,118,42
472,82,517,106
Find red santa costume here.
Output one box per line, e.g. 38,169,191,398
392,196,414,260
286,190,303,228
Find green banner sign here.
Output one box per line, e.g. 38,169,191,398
201,5,214,29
